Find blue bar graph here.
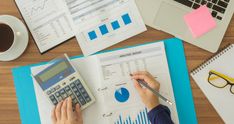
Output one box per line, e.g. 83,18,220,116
87,13,132,41
99,24,109,35
111,20,120,30
122,13,132,25
115,108,150,124
88,31,97,40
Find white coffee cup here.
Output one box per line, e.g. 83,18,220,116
0,15,28,61
0,22,21,55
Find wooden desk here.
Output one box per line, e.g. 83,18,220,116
0,0,233,123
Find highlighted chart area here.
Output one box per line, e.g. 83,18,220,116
115,108,150,124
87,13,133,41
115,87,130,103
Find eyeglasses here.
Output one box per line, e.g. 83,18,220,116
208,70,234,94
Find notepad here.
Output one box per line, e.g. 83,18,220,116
191,44,234,123
184,6,216,38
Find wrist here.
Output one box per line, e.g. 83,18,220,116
147,102,160,111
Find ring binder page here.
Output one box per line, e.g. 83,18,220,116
190,44,234,123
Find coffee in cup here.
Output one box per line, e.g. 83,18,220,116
0,23,14,52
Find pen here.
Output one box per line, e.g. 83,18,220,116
131,74,173,105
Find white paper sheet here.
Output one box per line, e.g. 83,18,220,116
15,0,74,53
96,42,179,123
64,0,147,56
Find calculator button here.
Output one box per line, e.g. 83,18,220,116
72,98,78,105
55,92,60,97
65,86,73,95
49,95,58,105
62,93,68,99
50,88,56,93
70,94,76,99
83,93,88,97
65,86,70,91
55,85,61,90
67,90,73,95
70,83,76,88
57,96,63,102
75,91,81,96
49,95,56,100
78,96,86,105
86,97,91,102
83,93,91,102
60,89,68,99
70,76,75,81
60,89,65,94
73,87,78,92
81,89,86,93
74,79,81,85
46,90,51,95
52,100,58,105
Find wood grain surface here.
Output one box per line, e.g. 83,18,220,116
0,0,233,124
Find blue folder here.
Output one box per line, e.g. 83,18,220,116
12,38,198,124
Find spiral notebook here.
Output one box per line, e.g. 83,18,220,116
191,44,234,124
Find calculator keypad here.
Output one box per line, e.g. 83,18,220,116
49,79,92,107
49,95,58,105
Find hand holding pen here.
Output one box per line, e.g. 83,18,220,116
131,71,172,111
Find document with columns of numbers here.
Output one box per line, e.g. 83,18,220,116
15,0,146,55
31,41,179,124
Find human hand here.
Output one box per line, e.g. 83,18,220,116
131,71,160,111
51,97,83,124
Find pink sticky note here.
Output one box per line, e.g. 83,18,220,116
184,6,216,38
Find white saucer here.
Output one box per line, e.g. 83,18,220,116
0,15,28,61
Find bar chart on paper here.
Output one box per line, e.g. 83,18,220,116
114,108,151,124
86,13,133,41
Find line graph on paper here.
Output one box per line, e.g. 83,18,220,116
22,0,58,23
30,0,49,15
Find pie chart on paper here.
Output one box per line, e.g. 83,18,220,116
114,87,130,103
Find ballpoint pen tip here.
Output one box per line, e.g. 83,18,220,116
167,100,173,105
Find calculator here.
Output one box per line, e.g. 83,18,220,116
33,55,95,110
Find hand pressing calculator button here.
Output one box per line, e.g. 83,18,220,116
33,54,95,110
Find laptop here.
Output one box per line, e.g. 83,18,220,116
136,0,234,53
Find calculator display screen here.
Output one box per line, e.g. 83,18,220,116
38,62,68,82
35,59,75,91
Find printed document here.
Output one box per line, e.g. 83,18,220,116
15,0,74,53
64,0,146,56
15,0,146,55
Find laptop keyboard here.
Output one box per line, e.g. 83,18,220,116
174,0,230,20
